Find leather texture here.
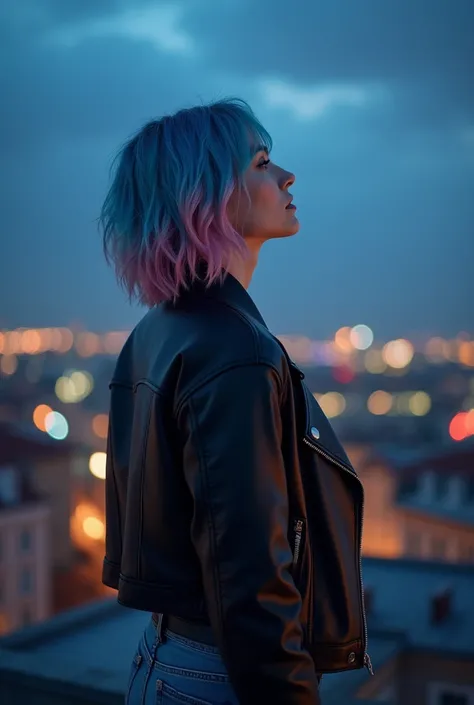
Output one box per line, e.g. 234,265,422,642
102,271,368,705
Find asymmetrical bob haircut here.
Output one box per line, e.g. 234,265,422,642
98,97,273,306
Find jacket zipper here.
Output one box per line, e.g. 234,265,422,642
302,436,374,676
293,518,304,566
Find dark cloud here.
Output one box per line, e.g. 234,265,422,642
0,0,472,336
181,0,473,128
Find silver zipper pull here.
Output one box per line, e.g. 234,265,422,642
364,652,374,676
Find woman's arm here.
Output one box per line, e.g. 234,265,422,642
177,362,320,705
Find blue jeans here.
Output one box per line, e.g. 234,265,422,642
125,614,239,705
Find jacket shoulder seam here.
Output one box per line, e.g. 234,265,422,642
176,359,284,419
215,300,261,361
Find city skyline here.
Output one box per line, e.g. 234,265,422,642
0,1,473,338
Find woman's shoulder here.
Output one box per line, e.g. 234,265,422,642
112,300,289,400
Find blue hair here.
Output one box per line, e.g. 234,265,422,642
97,97,273,305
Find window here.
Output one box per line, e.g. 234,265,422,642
21,605,33,627
466,477,474,503
405,530,422,557
429,682,474,705
19,568,33,595
434,474,450,501
431,536,447,560
440,696,468,705
0,611,8,635
20,529,32,553
399,475,419,498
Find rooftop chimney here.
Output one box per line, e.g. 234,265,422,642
430,587,453,625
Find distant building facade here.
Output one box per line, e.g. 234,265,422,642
346,442,474,563
0,464,51,635
0,423,77,634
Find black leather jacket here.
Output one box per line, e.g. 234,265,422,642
102,272,371,704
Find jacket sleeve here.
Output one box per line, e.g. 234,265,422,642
177,362,320,705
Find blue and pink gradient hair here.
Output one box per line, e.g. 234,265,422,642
98,97,273,306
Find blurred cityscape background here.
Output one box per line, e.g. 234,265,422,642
1,1,473,704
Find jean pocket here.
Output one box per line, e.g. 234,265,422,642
125,650,143,704
156,678,231,705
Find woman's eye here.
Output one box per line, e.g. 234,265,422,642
258,159,270,169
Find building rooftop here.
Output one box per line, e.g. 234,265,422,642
0,422,75,463
363,556,474,655
0,557,473,704
372,438,474,474
397,497,474,527
0,598,147,705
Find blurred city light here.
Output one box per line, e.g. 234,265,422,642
424,337,446,363
350,324,374,350
332,365,355,383
367,390,393,415
0,354,18,376
44,411,69,440
364,349,387,374
92,414,109,439
449,411,474,441
21,329,42,355
82,516,105,540
334,327,353,354
55,369,94,403
317,392,346,418
75,332,101,357
33,404,53,432
408,391,432,416
382,339,414,369
459,341,474,367
89,452,107,480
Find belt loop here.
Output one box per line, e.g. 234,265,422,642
154,613,168,644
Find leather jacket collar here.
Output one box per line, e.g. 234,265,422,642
175,269,269,330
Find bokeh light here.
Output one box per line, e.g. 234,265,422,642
75,332,101,357
92,414,109,439
21,329,42,355
334,327,353,354
382,339,414,369
317,392,346,418
350,324,374,350
449,411,474,442
89,451,107,480
45,411,69,440
33,404,53,432
0,355,18,376
367,390,393,415
408,391,432,416
364,350,387,374
459,342,474,367
82,516,105,540
55,370,94,403
332,365,355,384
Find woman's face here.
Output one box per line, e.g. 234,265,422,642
227,145,299,243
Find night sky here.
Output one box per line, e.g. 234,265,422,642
1,0,473,340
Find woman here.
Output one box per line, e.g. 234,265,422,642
99,98,371,705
